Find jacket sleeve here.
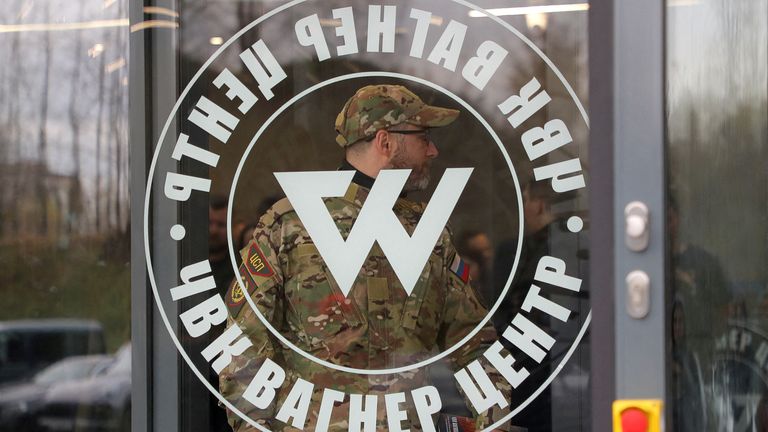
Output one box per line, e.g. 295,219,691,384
438,233,513,431
219,216,285,432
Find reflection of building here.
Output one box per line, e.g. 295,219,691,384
0,162,82,242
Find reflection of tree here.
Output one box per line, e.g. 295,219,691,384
0,1,130,243
36,3,53,236
94,26,106,234
67,2,86,236
5,29,23,237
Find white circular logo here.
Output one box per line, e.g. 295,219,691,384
144,1,591,430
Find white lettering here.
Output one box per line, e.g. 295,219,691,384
275,378,314,429
169,260,217,301
455,360,508,412
171,133,220,168
521,285,571,322
521,119,573,161
462,40,508,90
295,14,331,61
367,5,396,53
427,20,467,72
412,386,442,432
213,68,257,114
349,394,377,432
242,359,286,409
240,40,287,99
333,7,358,56
533,158,586,193
409,8,432,58
201,325,252,374
503,314,555,363
498,77,551,128
315,388,345,432
384,392,408,432
164,172,211,202
179,295,228,338
483,341,529,388
534,256,582,292
188,96,239,143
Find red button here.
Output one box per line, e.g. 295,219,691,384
620,407,649,432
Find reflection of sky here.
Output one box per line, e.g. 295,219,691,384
0,0,129,213
668,0,768,140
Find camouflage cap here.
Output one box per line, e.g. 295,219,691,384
335,84,460,147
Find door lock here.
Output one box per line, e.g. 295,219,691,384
625,201,650,252
626,270,651,319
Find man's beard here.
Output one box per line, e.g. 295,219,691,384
209,236,228,256
390,150,431,192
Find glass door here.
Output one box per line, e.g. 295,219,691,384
133,0,594,430
666,0,768,430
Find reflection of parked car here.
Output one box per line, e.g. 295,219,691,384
0,320,106,384
38,344,130,432
0,355,111,432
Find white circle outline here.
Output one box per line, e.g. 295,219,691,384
226,72,524,375
140,0,593,430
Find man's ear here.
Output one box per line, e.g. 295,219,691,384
372,129,394,157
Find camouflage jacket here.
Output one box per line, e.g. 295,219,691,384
220,182,509,431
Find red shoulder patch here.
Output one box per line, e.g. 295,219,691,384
245,242,274,278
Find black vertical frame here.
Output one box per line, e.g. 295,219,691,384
588,0,616,429
129,0,182,431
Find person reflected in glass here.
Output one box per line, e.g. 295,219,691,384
456,229,495,305
492,180,569,432
671,298,707,431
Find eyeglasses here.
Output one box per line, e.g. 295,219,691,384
388,128,432,143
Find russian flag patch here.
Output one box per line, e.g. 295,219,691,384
449,253,471,284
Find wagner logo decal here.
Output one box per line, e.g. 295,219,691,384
143,1,591,430
274,168,472,297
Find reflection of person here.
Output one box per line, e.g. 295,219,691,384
668,198,732,430
220,85,509,431
492,181,560,432
455,230,494,304
668,199,731,351
671,299,707,431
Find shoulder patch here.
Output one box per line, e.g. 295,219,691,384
245,242,274,278
449,253,471,284
227,267,252,307
226,266,256,316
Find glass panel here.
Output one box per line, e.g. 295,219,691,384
143,0,590,430
666,0,768,430
0,0,131,431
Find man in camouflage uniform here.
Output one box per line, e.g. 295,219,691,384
220,85,510,431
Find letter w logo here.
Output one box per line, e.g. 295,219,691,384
274,169,472,297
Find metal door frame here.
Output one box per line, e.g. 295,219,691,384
589,0,668,429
